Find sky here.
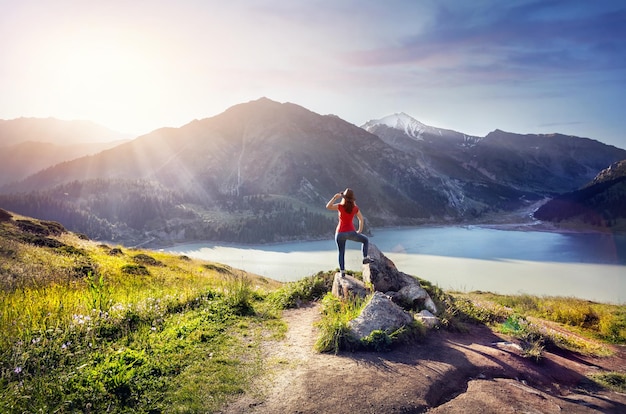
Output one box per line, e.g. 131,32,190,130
1,0,625,149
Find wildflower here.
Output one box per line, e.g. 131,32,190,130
14,367,22,374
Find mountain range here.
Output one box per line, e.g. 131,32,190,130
1,97,625,245
0,118,130,186
534,160,626,230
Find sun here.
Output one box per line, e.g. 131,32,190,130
39,28,172,133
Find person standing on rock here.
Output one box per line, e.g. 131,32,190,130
326,188,371,277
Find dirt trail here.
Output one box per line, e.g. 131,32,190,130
221,303,626,414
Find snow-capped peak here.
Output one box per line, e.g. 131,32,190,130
362,113,435,141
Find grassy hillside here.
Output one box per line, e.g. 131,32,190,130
1,208,624,412
0,208,285,413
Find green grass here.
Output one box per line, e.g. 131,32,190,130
451,291,622,359
0,213,283,413
313,293,367,353
462,292,626,344
589,372,626,393
266,270,334,309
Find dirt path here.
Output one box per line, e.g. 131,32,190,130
221,303,626,414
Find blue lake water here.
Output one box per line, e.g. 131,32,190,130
163,226,626,304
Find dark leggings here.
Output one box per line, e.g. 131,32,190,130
335,231,369,271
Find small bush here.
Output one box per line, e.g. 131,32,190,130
449,297,511,325
222,273,255,316
0,239,17,259
86,273,111,313
39,220,65,236
121,264,150,275
598,313,626,343
0,208,12,222
73,262,98,278
56,245,87,256
590,372,626,393
30,236,65,248
499,314,545,362
361,329,393,352
133,253,164,267
268,273,330,310
314,293,363,353
203,263,232,274
16,220,49,235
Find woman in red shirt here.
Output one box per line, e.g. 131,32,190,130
326,188,371,277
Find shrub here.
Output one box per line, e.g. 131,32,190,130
121,264,150,275
22,235,65,248
0,208,12,222
361,329,393,351
597,312,626,343
16,220,49,235
86,273,111,313
56,245,87,256
359,326,419,352
267,273,329,310
314,293,363,353
499,314,545,362
203,263,232,274
133,253,164,267
222,273,255,316
39,220,65,236
590,372,626,393
73,262,98,278
452,297,512,325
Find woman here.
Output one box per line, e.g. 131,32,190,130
326,188,371,277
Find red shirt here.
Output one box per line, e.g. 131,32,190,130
336,204,359,233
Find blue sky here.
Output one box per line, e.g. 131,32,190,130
1,0,625,149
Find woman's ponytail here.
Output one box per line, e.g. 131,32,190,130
342,188,356,213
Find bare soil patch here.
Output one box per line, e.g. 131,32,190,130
221,303,626,414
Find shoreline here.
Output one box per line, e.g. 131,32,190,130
157,225,625,304
150,220,625,251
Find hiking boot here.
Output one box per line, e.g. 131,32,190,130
362,256,373,264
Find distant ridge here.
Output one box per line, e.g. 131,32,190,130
0,117,131,146
534,159,626,231
0,117,132,186
1,97,625,244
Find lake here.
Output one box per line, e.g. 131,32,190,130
163,226,626,304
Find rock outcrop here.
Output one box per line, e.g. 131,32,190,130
332,243,440,341
363,244,437,314
348,292,413,339
331,274,369,299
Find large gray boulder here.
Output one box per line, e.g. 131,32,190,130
363,244,438,314
362,244,404,292
348,292,413,339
